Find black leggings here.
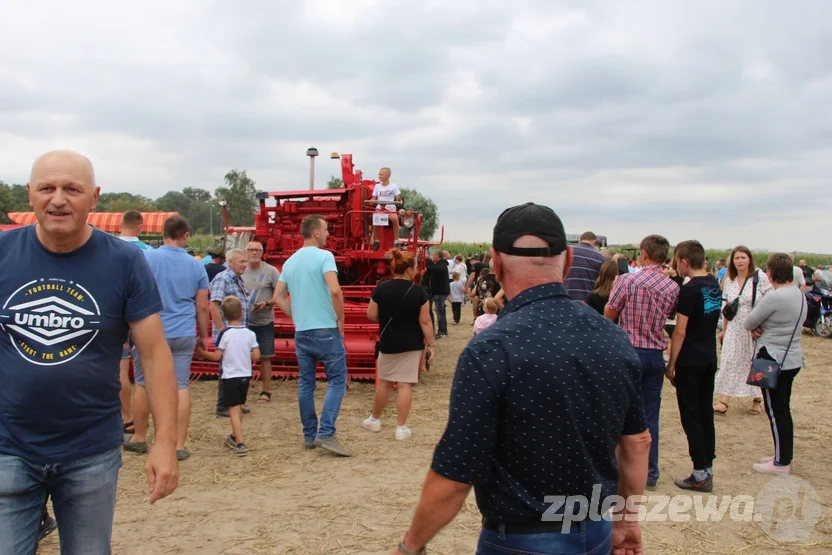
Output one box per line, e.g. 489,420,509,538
762,368,800,466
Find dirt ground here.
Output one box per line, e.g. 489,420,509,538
38,306,831,555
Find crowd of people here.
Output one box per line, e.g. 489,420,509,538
0,150,819,555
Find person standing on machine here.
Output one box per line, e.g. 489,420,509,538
368,167,402,250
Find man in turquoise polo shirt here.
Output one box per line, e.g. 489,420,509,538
272,214,350,457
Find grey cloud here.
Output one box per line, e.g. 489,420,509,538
1,0,831,252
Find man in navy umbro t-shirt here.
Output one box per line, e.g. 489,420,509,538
0,150,180,554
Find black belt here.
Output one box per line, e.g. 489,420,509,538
481,517,582,534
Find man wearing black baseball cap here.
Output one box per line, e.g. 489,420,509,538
393,202,650,555
204,247,226,283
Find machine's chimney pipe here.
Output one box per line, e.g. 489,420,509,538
306,147,319,189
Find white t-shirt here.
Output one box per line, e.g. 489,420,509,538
792,266,806,288
372,183,401,211
216,326,259,379
450,280,466,302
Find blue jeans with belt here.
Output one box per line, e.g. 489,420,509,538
635,348,666,485
295,328,348,441
0,446,122,555
476,519,613,554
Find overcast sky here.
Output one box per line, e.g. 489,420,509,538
2,0,831,252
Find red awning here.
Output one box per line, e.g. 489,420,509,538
7,212,178,234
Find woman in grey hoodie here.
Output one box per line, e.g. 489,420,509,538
744,253,808,476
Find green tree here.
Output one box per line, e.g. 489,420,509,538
0,182,13,224
400,187,438,240
8,184,30,212
327,176,344,189
214,170,257,227
182,187,212,204
96,192,155,212
154,191,192,213
155,189,224,235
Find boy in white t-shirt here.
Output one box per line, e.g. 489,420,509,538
197,296,260,456
449,272,466,325
368,167,402,249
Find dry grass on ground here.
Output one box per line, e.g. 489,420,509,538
38,307,832,554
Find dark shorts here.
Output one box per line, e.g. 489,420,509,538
249,324,275,357
221,377,251,408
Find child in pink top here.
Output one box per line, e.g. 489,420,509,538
474,298,499,334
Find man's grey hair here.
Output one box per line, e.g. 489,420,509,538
226,248,246,262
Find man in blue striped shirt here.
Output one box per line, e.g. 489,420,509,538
565,231,606,302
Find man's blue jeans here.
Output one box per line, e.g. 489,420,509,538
432,295,448,335
635,348,666,485
0,446,122,555
295,328,348,441
476,519,612,554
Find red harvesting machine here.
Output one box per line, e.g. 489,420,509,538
190,152,444,382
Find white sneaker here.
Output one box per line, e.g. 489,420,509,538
395,426,412,441
363,417,381,432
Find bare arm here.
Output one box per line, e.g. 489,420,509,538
494,289,506,309
195,289,210,348
251,347,261,362
270,281,291,318
666,314,688,383
604,306,620,321
465,272,476,290
199,348,223,362
209,301,224,335
367,299,379,322
130,313,176,445
614,429,651,517
419,301,435,363
400,471,472,552
129,313,179,504
324,271,345,334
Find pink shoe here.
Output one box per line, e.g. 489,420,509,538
753,460,791,475
758,456,795,468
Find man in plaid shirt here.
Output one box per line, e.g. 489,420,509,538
606,234,680,490
209,248,250,417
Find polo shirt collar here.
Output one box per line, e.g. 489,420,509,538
159,245,185,253
500,282,570,316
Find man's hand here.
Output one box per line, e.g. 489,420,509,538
252,301,269,312
196,335,208,352
612,520,643,555
665,365,675,387
338,321,345,338
145,442,179,504
751,327,763,339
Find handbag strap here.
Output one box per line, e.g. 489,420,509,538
776,294,805,368
751,270,760,307
737,272,751,296
379,282,416,340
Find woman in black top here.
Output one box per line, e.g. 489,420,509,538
585,259,619,315
364,249,435,441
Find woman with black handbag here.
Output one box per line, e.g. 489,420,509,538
743,253,808,475
713,246,773,415
363,249,435,441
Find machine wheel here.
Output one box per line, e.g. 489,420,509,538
815,315,832,338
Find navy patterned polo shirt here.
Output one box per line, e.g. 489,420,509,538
431,282,648,523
